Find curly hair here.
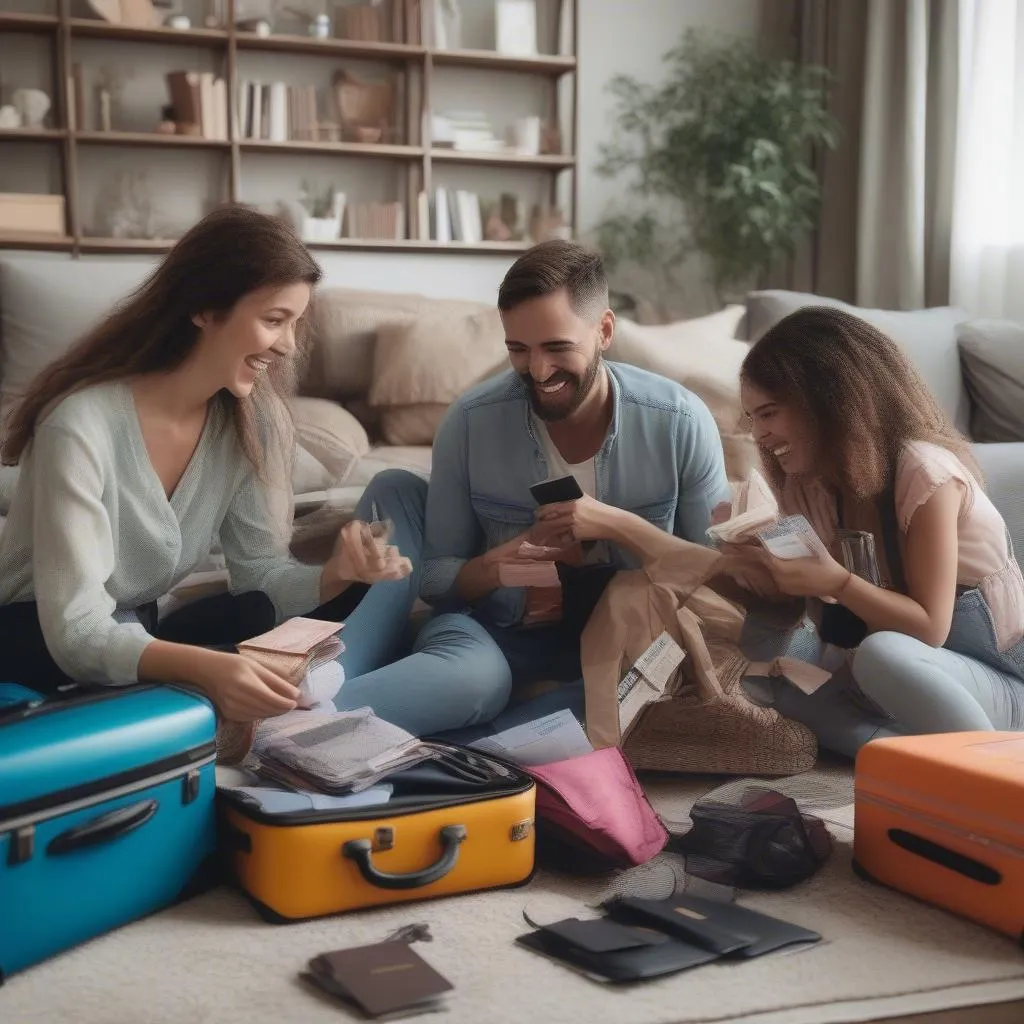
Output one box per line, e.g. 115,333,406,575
740,306,979,499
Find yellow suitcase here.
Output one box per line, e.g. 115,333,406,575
219,746,536,922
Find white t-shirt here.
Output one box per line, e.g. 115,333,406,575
531,414,609,563
532,415,597,497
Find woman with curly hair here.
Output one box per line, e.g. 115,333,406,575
728,306,1024,753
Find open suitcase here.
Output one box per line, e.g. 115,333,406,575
219,745,537,922
853,732,1024,943
0,683,218,981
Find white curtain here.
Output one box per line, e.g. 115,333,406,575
856,0,1024,319
949,0,1024,320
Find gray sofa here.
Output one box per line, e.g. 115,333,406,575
743,290,1024,570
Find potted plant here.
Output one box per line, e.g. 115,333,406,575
298,182,345,242
595,29,839,315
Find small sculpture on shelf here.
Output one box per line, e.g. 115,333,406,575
157,106,177,135
333,69,396,144
529,205,568,244
95,65,132,133
0,106,21,130
12,90,51,129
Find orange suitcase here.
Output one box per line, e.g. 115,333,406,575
853,732,1024,942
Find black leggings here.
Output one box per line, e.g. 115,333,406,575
0,584,368,697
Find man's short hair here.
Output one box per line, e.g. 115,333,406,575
497,239,609,319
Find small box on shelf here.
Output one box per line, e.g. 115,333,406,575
0,192,65,236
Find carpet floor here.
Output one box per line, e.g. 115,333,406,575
4,764,1023,1024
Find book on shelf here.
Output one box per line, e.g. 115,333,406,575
334,0,412,43
430,187,482,244
345,201,406,240
238,81,326,142
166,70,228,140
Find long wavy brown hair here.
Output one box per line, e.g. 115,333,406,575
2,204,322,482
740,306,979,498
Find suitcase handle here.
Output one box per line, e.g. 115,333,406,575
47,799,159,856
342,824,467,890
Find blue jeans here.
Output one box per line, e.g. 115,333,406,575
335,470,584,737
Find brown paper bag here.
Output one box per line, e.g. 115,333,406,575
581,540,821,777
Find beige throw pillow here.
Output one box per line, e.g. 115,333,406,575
303,287,492,401
609,306,754,481
289,396,370,488
368,308,507,444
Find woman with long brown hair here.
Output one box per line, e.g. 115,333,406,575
0,205,415,724
727,306,1024,752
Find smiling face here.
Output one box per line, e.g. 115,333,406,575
192,281,311,398
501,288,613,422
740,379,817,477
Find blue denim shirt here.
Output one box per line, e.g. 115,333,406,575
420,361,731,627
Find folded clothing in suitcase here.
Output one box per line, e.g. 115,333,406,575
853,732,1024,942
0,683,218,980
219,744,537,921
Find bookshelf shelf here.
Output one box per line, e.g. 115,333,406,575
0,1,579,256
430,149,575,169
68,19,229,47
239,139,425,159
0,232,73,251
0,128,67,142
74,131,231,150
430,48,576,76
236,32,425,62
0,12,58,34
307,238,532,254
77,236,527,255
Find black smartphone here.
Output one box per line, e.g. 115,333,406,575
530,474,584,506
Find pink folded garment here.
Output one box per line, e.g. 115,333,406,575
528,746,668,872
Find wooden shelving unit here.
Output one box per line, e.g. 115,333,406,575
0,0,579,256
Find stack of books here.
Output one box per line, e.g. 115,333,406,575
346,201,406,240
165,70,229,139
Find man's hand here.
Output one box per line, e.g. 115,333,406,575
332,520,412,585
533,495,623,546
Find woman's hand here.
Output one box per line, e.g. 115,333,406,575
195,651,300,722
710,501,733,527
717,543,784,600
332,520,412,585
756,547,850,599
533,495,623,546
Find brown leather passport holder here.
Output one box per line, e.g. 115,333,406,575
306,940,452,1018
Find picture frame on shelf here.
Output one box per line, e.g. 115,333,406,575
495,0,537,57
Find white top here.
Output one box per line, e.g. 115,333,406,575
531,412,609,563
531,414,598,497
0,381,322,684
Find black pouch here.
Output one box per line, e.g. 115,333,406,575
819,602,868,649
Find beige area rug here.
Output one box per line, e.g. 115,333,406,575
5,765,1024,1024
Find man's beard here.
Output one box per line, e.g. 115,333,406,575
522,350,603,422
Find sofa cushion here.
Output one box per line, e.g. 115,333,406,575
957,320,1024,443
971,442,1024,571
742,290,970,435
290,396,370,485
378,402,448,446
304,287,492,401
0,254,151,421
609,306,754,481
